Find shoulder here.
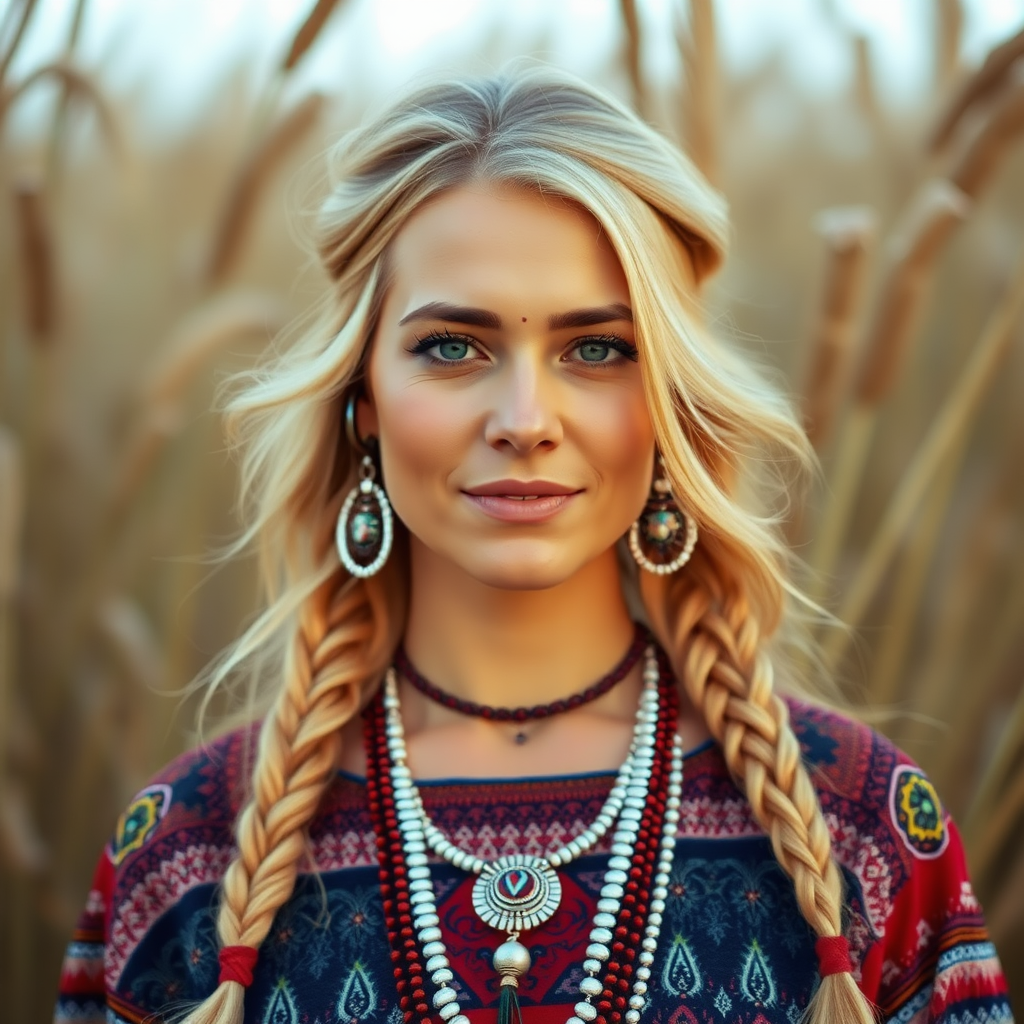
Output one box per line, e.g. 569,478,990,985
784,698,961,934
107,723,260,875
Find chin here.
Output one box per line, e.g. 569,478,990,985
459,543,584,592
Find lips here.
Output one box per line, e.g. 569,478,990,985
462,480,582,523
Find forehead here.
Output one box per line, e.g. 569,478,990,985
384,183,630,313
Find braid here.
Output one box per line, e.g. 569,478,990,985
180,569,395,1024
644,557,876,1024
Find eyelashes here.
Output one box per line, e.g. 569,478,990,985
408,329,639,366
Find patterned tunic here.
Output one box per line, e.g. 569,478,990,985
55,699,1012,1024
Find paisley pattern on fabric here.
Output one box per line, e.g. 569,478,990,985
110,784,171,866
890,766,948,858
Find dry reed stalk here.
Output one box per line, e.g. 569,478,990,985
966,679,1024,845
12,181,54,343
866,436,968,707
94,597,164,784
930,25,1024,152
617,0,645,117
282,0,350,72
675,0,718,184
802,206,876,450
822,246,1024,667
970,756,1024,886
45,0,91,184
0,0,38,85
106,291,287,526
855,178,971,404
947,73,1024,201
807,180,970,589
0,427,23,817
204,92,324,286
852,34,880,127
936,0,964,89
0,62,127,170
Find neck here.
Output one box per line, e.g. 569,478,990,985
402,544,637,710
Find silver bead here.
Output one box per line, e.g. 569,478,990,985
624,1011,641,1024
579,978,603,998
638,951,654,966
628,995,646,1010
635,967,651,982
585,943,610,961
597,898,620,914
432,968,454,986
547,849,566,867
414,912,439,928
419,926,443,943
647,912,662,928
408,879,433,893
422,940,446,957
610,843,633,857
449,1015,471,1024
438,1004,462,1021
583,958,603,975
607,856,631,872
593,913,617,929
633,982,648,996
641,937,658,952
574,1002,598,1022
603,869,628,886
426,954,449,973
589,927,613,945
567,839,583,858
493,938,532,982
407,852,428,868
433,987,458,1009
600,883,624,899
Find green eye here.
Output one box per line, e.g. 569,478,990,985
579,342,611,362
437,339,470,360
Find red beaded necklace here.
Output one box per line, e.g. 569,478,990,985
393,623,649,723
362,647,679,1024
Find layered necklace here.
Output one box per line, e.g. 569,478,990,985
362,642,683,1024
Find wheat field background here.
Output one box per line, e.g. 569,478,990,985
1,0,1023,1018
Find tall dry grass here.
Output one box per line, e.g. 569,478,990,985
1,2,1022,1018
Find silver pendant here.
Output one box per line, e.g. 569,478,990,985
471,855,562,933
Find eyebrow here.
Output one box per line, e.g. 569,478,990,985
397,301,633,330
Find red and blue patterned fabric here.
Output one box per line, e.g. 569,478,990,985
54,699,1013,1024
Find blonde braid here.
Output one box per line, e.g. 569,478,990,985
180,570,396,1024
645,560,875,1024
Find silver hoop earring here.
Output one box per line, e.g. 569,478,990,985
628,458,698,575
337,455,393,578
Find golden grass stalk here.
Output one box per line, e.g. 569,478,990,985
675,0,718,184
935,0,964,89
12,181,54,343
0,782,49,875
617,0,645,117
0,0,39,85
0,61,126,169
822,246,1024,667
947,73,1024,201
282,0,349,72
966,679,1024,847
106,291,287,526
204,92,324,286
866,438,968,707
930,24,1024,152
802,206,876,450
0,427,23,812
852,34,880,127
45,0,91,184
855,178,970,404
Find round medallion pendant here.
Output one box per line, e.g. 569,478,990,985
471,855,562,933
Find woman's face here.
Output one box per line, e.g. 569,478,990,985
363,182,656,590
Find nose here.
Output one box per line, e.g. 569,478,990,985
483,355,563,454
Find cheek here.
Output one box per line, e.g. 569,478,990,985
577,386,654,500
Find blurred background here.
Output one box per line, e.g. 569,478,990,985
2,0,1024,1015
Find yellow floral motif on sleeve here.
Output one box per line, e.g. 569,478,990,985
111,784,171,865
890,767,948,858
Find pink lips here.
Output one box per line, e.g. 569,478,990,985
462,480,582,523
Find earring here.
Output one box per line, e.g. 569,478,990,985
336,392,393,578
628,457,698,575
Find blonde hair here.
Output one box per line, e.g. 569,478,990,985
181,66,873,1024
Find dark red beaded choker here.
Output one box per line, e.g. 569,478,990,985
362,645,679,1024
393,622,648,722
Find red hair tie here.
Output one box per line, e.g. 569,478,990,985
218,945,259,987
815,935,853,976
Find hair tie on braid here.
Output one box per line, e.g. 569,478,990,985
815,935,853,976
218,945,259,987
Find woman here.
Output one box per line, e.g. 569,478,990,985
55,67,1011,1024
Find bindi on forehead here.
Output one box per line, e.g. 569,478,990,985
522,317,527,322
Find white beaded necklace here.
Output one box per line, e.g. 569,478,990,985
380,646,684,1024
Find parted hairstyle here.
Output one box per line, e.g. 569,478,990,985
180,65,875,1024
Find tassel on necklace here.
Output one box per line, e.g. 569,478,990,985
494,937,530,1024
